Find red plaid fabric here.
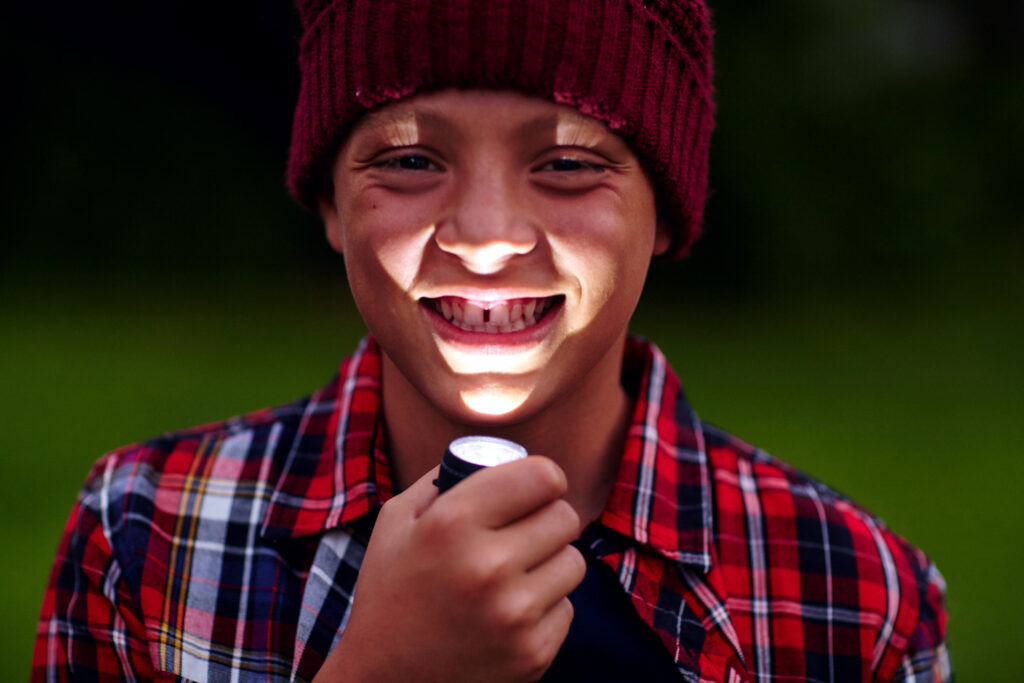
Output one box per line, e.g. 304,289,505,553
34,336,949,681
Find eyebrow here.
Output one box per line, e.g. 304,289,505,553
352,107,420,147
355,102,610,148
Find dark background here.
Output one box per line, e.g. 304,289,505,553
3,0,1022,295
3,0,1022,678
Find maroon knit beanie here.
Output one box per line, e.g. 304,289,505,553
287,0,714,258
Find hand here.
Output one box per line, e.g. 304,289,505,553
313,456,585,683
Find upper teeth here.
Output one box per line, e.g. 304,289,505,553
430,296,556,333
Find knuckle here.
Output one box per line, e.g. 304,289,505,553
507,598,574,679
520,653,551,681
458,549,506,591
422,497,466,537
549,597,574,634
551,498,580,531
529,457,568,497
376,495,401,523
493,587,537,630
516,629,559,678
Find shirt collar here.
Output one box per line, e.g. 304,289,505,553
261,336,394,540
598,336,714,572
261,335,714,573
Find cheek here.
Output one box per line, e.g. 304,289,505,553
566,205,655,341
341,194,436,292
549,199,656,278
545,183,656,246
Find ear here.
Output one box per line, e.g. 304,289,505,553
318,195,345,254
652,216,673,257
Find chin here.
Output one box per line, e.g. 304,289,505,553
458,387,531,418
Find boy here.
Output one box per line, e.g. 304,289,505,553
34,0,950,681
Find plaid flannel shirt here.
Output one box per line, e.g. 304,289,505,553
34,336,950,681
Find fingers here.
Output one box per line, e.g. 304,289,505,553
545,596,575,646
522,544,587,614
485,545,584,641
445,456,568,528
498,498,580,571
339,455,582,683
521,597,575,682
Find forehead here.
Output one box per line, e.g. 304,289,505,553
348,89,621,149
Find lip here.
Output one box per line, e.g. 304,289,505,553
420,295,564,352
418,287,560,302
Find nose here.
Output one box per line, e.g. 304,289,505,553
434,169,537,274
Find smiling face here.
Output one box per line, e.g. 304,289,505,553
319,89,669,426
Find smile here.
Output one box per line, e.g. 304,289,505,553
422,295,564,334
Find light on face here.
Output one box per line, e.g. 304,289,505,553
340,92,642,423
436,343,550,374
459,384,530,416
379,224,435,291
360,113,439,292
555,109,608,148
457,243,530,275
375,108,421,147
439,330,572,418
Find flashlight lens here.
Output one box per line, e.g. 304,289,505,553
436,436,528,493
448,436,527,466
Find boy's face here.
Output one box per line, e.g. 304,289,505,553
320,89,669,424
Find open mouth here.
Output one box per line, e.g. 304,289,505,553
422,295,564,333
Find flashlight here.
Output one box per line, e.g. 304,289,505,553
435,435,528,493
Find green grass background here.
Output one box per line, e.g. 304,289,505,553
4,1,1021,678
4,258,1020,679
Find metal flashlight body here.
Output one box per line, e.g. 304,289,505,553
435,436,529,493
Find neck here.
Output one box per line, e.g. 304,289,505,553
383,336,633,529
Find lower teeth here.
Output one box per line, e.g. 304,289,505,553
450,316,532,333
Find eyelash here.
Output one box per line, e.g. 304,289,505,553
374,154,441,171
539,158,606,173
371,153,607,174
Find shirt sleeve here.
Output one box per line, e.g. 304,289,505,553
878,548,952,682
32,474,162,682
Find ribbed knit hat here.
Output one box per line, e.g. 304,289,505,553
287,0,714,258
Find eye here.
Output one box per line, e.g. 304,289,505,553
375,154,442,171
531,152,611,193
539,157,606,173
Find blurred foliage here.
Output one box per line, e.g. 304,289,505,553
3,0,1023,679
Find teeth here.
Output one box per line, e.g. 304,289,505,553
430,296,558,333
489,302,509,326
464,303,484,325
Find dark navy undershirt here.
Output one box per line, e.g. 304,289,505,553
539,526,681,682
